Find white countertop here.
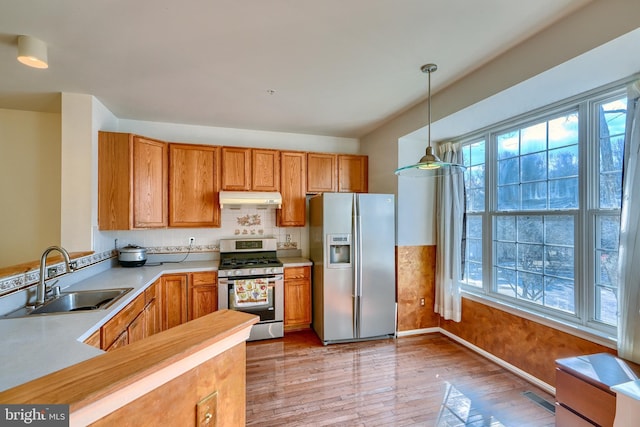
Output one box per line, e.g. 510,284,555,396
0,257,311,392
0,260,217,392
279,257,313,267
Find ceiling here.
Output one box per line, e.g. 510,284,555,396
0,0,593,138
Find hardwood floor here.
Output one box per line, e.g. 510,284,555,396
246,330,556,426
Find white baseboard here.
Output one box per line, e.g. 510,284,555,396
396,327,440,337
438,328,556,396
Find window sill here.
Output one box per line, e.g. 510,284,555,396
461,291,617,350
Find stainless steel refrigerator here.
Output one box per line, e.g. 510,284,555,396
309,192,396,345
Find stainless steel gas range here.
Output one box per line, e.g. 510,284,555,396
217,238,284,341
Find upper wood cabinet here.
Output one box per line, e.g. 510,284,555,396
278,151,307,227
98,132,168,230
221,147,280,191
252,149,280,191
169,144,221,227
221,147,251,190
338,155,368,193
307,153,337,193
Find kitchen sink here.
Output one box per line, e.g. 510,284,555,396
4,288,133,318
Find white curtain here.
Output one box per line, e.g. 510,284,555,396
618,80,640,363
434,142,465,322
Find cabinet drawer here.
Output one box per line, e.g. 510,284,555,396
555,404,595,427
556,368,615,427
191,271,217,286
284,266,310,280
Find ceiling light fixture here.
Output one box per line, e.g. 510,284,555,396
17,35,48,69
395,63,465,177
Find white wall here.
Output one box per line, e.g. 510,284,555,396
113,119,359,153
0,108,61,267
60,94,94,252
361,0,640,247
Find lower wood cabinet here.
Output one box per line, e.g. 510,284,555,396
85,271,218,351
101,292,147,351
188,271,218,321
161,273,188,331
284,266,311,331
144,279,161,336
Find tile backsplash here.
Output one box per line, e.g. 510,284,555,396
94,206,308,256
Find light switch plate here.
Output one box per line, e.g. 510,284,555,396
196,390,218,427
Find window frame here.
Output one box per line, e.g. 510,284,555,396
454,80,632,339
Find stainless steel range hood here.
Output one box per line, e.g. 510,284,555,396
219,191,282,209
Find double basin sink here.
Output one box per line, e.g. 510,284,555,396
4,288,133,318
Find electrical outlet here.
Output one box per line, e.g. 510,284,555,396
420,298,425,306
189,237,195,245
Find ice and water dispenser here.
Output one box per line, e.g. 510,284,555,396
327,234,351,268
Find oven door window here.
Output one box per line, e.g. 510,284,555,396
227,280,275,322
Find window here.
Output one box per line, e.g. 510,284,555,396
459,84,628,335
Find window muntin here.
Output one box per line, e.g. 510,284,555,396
461,141,485,289
592,96,626,326
496,112,579,212
459,85,628,335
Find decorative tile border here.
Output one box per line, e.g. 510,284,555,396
0,249,116,298
277,242,298,249
0,241,295,298
145,245,219,254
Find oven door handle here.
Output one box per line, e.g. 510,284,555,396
221,275,283,282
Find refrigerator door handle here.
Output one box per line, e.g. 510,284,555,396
353,194,362,338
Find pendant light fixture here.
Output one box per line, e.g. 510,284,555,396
395,64,465,177
17,35,48,69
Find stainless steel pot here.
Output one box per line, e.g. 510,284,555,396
118,245,147,267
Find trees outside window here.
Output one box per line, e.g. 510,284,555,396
458,85,627,335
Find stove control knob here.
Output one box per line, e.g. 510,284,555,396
265,267,273,274
235,270,242,276
250,268,257,275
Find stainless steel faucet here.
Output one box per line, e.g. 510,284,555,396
36,246,75,305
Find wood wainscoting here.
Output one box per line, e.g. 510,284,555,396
396,245,439,331
396,244,614,389
440,298,614,387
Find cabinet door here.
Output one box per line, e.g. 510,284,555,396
338,155,368,193
252,149,280,191
190,286,218,320
98,132,132,230
221,147,251,190
284,266,311,330
278,152,306,227
101,293,146,350
132,136,168,227
307,153,337,193
144,280,161,337
105,330,128,352
169,144,221,227
189,272,218,321
162,274,188,330
127,311,146,345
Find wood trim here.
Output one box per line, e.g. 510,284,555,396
0,252,93,278
0,310,257,422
